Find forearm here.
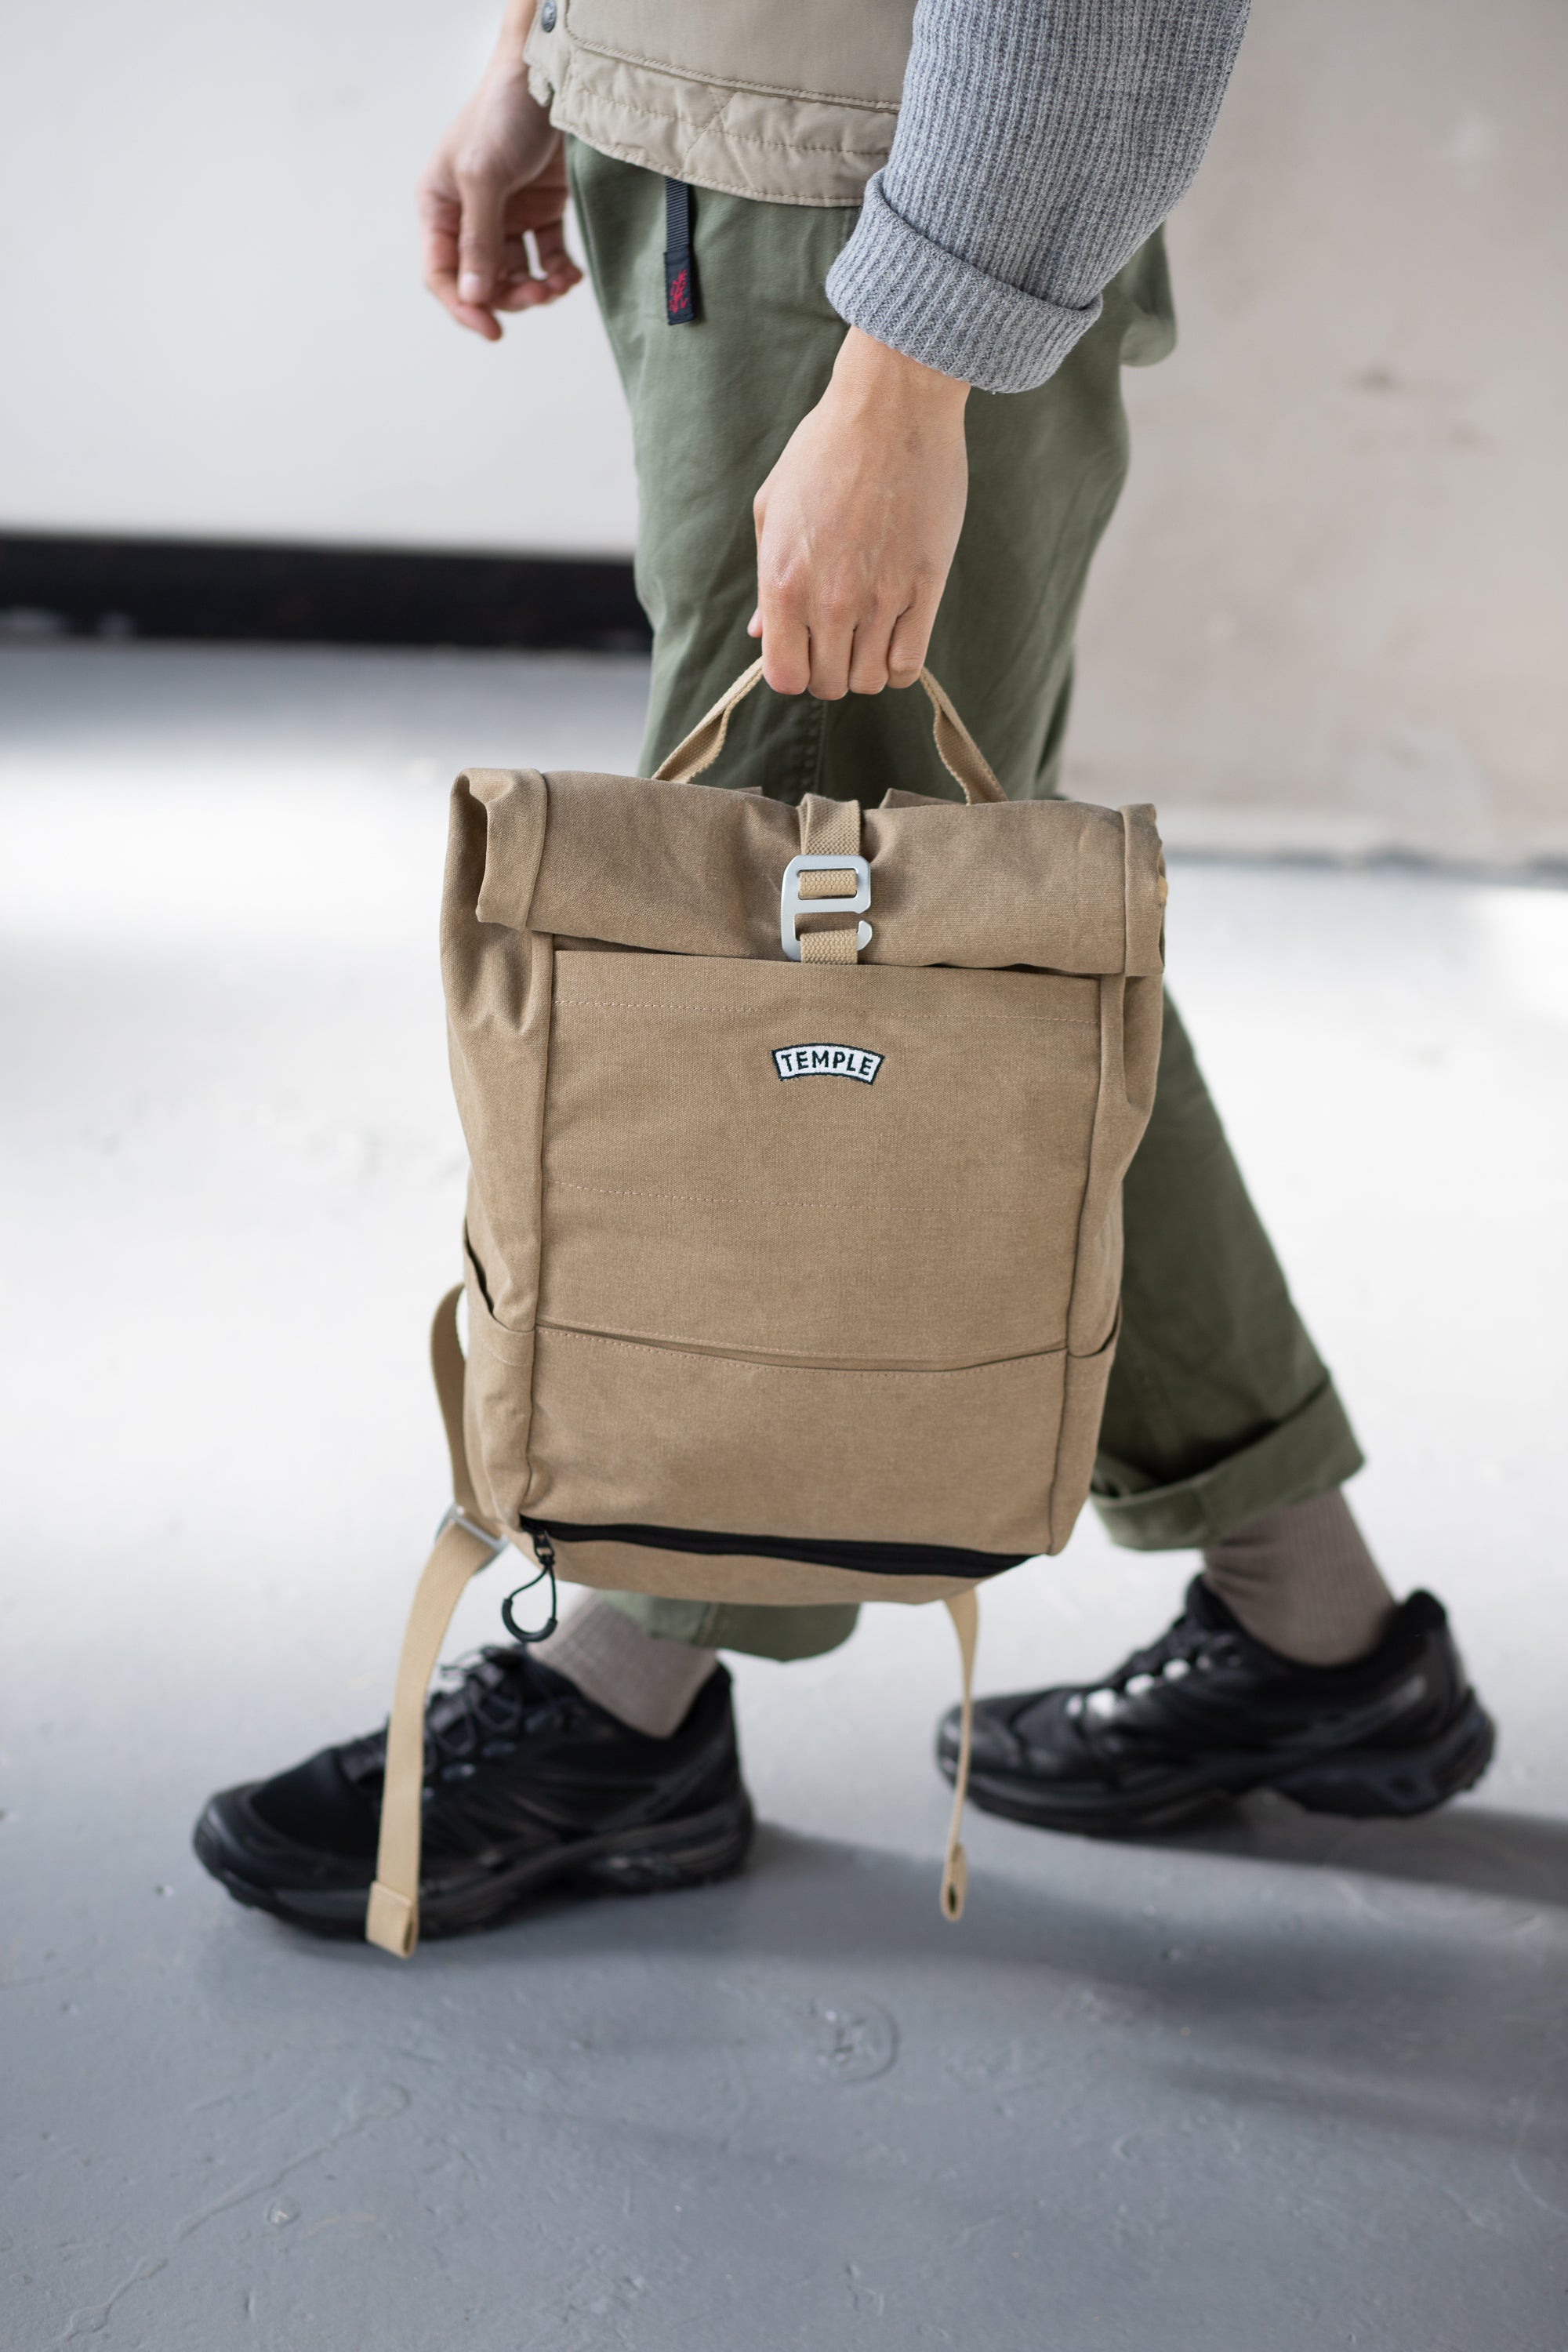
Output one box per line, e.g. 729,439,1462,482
826,0,1249,394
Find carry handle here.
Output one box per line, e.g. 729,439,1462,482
653,656,1007,805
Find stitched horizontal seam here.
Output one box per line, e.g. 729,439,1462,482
550,1179,1028,1212
539,1325,1065,1377
555,1180,868,1210
570,40,900,113
554,998,1095,1025
546,132,851,202
564,81,893,156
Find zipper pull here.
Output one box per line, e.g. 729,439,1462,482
501,1528,558,1643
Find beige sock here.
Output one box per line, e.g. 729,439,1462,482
529,1591,720,1737
1201,1490,1398,1667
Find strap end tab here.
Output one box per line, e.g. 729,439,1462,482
366,1882,418,1958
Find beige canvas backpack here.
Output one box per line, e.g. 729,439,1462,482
365,661,1165,1956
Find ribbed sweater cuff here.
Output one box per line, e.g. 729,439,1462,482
825,174,1102,395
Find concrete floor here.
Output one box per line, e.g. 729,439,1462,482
3,642,1566,2351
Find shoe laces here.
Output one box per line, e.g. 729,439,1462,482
1068,1608,1238,1726
423,1646,571,1781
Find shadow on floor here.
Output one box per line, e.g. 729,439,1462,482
224,1802,1568,1999
189,1819,1566,2184
1133,1791,1568,1907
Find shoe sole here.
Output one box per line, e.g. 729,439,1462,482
193,1790,755,1941
947,1694,1497,1838
1272,1698,1496,1820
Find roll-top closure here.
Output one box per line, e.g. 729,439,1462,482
459,767,1164,978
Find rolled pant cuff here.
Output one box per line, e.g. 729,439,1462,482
600,1591,862,1661
1090,1378,1366,1552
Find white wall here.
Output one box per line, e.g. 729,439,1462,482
0,1,637,554
2,1,1563,856
1067,0,1567,862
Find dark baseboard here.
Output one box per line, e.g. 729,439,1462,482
0,532,650,653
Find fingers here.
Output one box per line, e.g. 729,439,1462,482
419,178,581,333
753,556,904,704
757,606,813,698
801,603,854,701
757,602,929,700
418,179,503,340
886,590,940,689
757,606,891,702
846,608,902,696
491,220,583,310
455,152,509,311
753,487,808,695
531,216,583,299
752,484,847,699
753,569,902,702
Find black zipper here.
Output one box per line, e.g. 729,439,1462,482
518,1514,1026,1580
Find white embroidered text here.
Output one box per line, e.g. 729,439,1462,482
771,1044,884,1085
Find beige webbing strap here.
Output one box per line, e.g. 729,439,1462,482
940,1588,980,1922
800,796,859,861
652,659,1005,804
798,924,860,965
430,1282,480,1519
365,1516,502,1957
916,670,1006,804
651,656,767,784
365,1289,507,1958
797,793,865,965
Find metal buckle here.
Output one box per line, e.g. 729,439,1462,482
434,1502,510,1560
780,853,873,963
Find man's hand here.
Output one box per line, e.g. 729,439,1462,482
418,34,581,343
749,326,970,698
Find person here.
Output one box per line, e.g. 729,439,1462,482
194,0,1494,1937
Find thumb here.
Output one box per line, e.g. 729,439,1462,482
456,166,506,303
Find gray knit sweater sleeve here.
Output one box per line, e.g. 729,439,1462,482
825,0,1249,394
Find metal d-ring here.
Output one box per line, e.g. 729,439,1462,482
779,853,873,962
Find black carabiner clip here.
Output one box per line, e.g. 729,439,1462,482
500,1541,558,1646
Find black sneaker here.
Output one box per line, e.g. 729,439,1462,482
938,1578,1495,1835
194,1648,753,1938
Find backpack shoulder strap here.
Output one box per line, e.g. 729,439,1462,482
940,1588,978,1921
365,1290,510,1958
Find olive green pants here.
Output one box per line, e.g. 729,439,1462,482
567,142,1363,1661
